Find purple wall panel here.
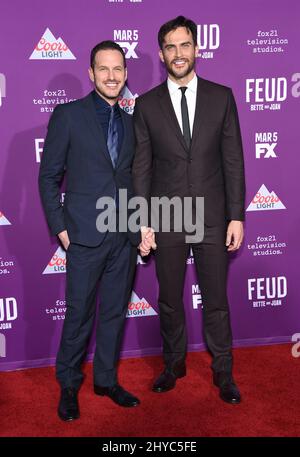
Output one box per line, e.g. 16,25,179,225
0,0,299,370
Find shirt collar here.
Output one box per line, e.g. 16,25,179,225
93,90,119,111
167,73,198,96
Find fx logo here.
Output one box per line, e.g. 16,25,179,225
0,73,6,107
255,143,277,158
255,132,278,159
0,333,5,357
116,42,138,59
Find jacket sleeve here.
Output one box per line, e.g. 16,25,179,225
132,98,153,202
38,105,69,236
221,89,246,221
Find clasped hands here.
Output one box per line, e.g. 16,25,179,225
138,226,157,257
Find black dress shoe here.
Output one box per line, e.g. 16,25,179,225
152,366,186,393
213,372,241,405
94,384,140,407
58,387,80,421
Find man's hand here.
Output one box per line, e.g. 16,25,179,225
58,230,70,251
139,227,157,257
226,221,244,252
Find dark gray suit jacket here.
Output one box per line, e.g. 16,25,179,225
132,77,245,245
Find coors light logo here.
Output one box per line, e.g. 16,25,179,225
247,184,286,211
30,28,76,60
127,291,158,318
118,85,138,115
0,211,11,226
43,246,66,274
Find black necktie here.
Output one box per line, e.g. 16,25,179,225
107,105,119,168
179,86,191,149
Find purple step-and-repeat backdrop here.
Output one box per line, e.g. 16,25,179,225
0,0,299,370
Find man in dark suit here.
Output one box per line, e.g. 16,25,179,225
39,41,152,421
132,17,245,404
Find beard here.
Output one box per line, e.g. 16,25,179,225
164,56,196,81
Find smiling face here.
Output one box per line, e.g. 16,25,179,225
88,49,127,105
159,26,198,84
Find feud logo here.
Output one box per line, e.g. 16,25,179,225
248,276,287,301
35,138,44,163
197,24,220,59
246,77,287,107
197,24,220,49
246,73,300,111
0,297,18,322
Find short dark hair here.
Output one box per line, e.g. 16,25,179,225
90,40,126,69
158,16,198,49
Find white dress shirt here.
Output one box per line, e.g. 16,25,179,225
167,73,198,137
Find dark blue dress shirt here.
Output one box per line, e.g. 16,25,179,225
93,90,124,159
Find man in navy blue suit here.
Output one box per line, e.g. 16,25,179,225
39,41,152,421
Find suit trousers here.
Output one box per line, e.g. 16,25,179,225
56,231,137,389
154,224,233,375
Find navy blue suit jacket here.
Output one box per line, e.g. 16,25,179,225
39,91,139,247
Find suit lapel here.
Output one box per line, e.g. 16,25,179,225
81,92,114,167
190,77,209,149
157,82,188,153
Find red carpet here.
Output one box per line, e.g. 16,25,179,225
0,344,299,437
